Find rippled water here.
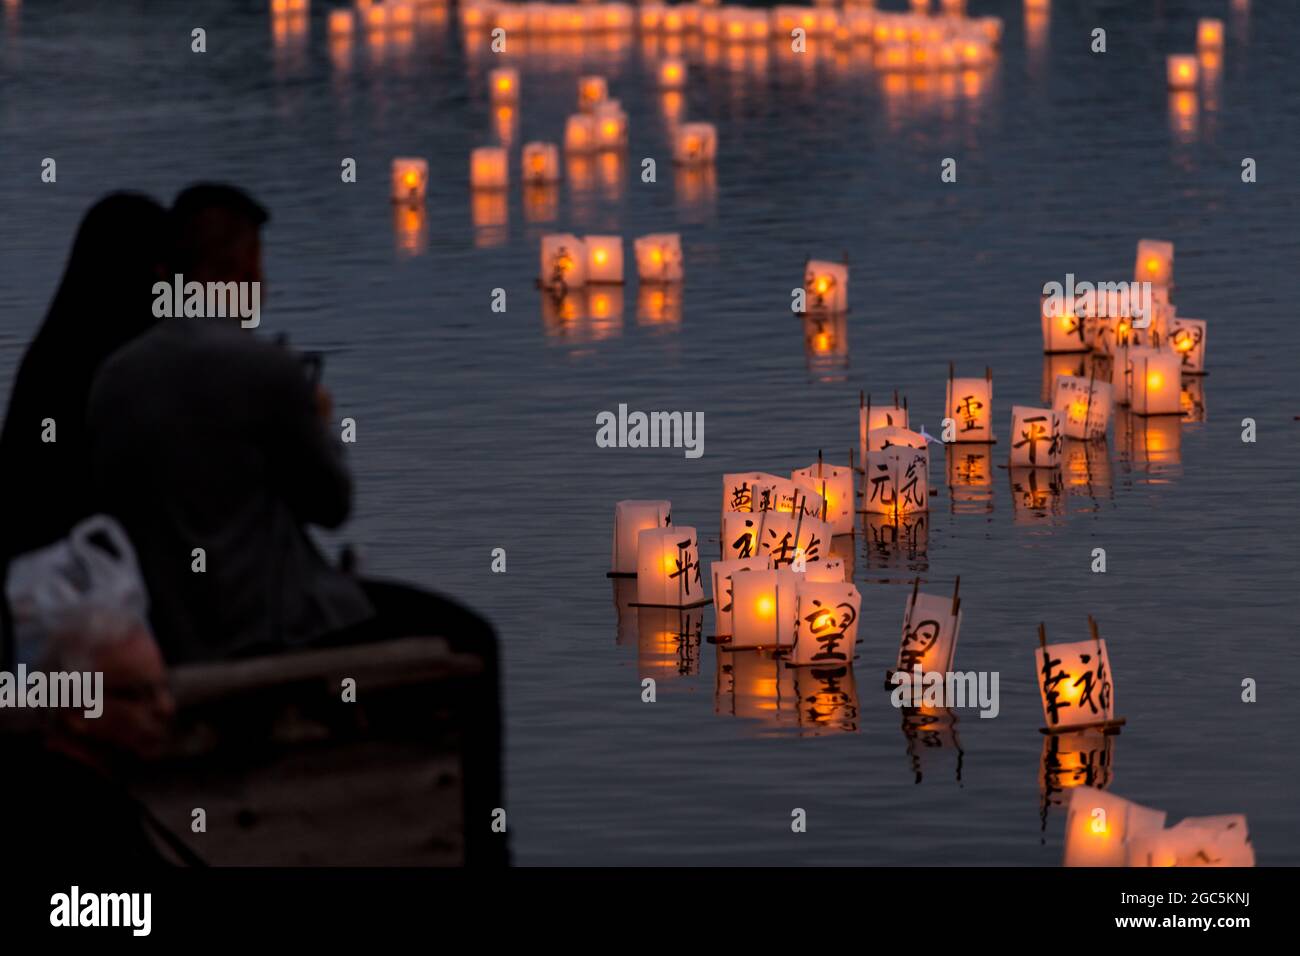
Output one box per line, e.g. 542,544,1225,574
2,0,1298,865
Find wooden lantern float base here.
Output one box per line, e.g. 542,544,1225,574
605,570,636,578
627,598,712,610
1039,717,1126,735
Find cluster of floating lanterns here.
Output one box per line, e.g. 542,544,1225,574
1063,787,1254,867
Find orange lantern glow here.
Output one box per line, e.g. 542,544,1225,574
1129,349,1181,416
945,443,994,514
721,511,761,562
945,367,994,442
791,460,854,535
757,510,832,571
564,113,597,153
469,146,508,190
1196,18,1224,51
864,445,929,516
1009,406,1062,467
577,74,608,112
895,578,961,674
799,557,845,583
721,471,784,514
1052,374,1112,440
329,9,354,35
859,395,910,458
730,568,799,649
1134,238,1173,287
635,526,705,607
539,233,588,290
583,234,624,283
633,233,684,283
1168,317,1207,374
791,579,861,666
658,57,686,89
593,101,628,150
802,259,848,314
611,499,671,575
1036,619,1120,733
1063,787,1166,867
636,284,683,328
488,67,518,103
521,141,561,185
711,556,771,637
390,157,428,204
753,479,824,518
1126,815,1255,868
672,122,717,165
1041,294,1090,353
1167,54,1198,90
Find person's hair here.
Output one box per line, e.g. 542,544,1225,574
168,183,269,279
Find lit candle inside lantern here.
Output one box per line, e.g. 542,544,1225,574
792,460,855,535
790,580,861,666
469,146,508,190
1112,344,1154,406
672,122,717,165
390,157,428,204
593,101,628,150
564,113,598,153
521,141,561,185
1036,619,1121,733
1168,317,1207,374
1196,18,1224,52
1129,349,1182,416
611,499,672,575
488,67,519,103
711,556,771,636
1009,406,1063,467
1052,374,1112,440
578,74,608,112
1041,295,1090,353
583,235,624,284
720,511,761,561
864,445,929,516
802,260,849,314
328,8,354,35
945,367,994,442
539,233,588,290
859,396,910,459
658,58,686,89
636,526,704,607
1166,54,1198,90
1134,238,1174,287
634,233,684,283
895,579,961,674
730,569,799,649
1063,788,1166,867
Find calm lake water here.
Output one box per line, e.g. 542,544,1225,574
2,0,1298,865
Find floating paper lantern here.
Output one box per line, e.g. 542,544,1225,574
329,9,354,34
672,122,717,165
859,394,910,458
802,260,849,314
658,58,686,89
564,113,598,153
792,459,855,535
791,579,861,666
1036,619,1121,733
1041,295,1090,353
635,526,705,607
1063,788,1166,867
1168,317,1207,373
539,233,587,290
1112,344,1150,406
1053,374,1112,440
488,67,519,103
730,569,799,649
610,499,671,575
752,479,824,519
522,142,561,185
390,157,428,204
710,556,770,636
720,471,783,514
757,510,832,569
799,557,845,582
1180,376,1206,422
578,75,608,112
1127,815,1254,868
469,146,508,190
721,511,761,561
1009,406,1063,468
864,445,929,516
583,235,624,283
1196,18,1224,52
593,101,628,150
895,578,961,674
1166,54,1198,90
1129,349,1182,416
634,233,684,283
1134,238,1173,287
945,366,994,442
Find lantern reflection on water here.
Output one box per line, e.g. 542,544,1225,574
730,569,799,649
1063,787,1166,867
792,664,859,736
1009,405,1063,468
945,366,993,442
1039,731,1115,830
716,646,797,724
945,443,994,515
1126,815,1255,868
864,512,928,570
539,233,587,290
633,233,684,283
710,556,770,637
1061,438,1112,501
637,605,703,677
636,284,683,328
1168,317,1207,373
802,312,849,380
1009,467,1063,523
792,459,854,535
1116,409,1182,475
635,526,705,607
610,499,671,575
790,579,860,666
392,204,427,258
1036,619,1122,734
390,157,428,204
899,705,964,784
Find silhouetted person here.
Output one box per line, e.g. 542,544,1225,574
0,193,167,664
88,184,506,865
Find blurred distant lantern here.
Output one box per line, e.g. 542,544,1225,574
634,233,684,283
661,5,685,34
1009,406,1063,468
390,157,428,204
1126,815,1255,868
1053,374,1112,440
1135,238,1174,287
798,557,845,583
469,146,508,190
1041,295,1090,353
721,471,784,514
1036,618,1124,733
593,101,628,150
974,16,1003,44
488,67,519,104
635,526,706,607
672,122,717,165
874,42,910,72
583,235,624,283
1168,317,1207,373
639,2,664,31
365,2,388,30
1180,377,1206,423
658,58,687,89
328,8,353,34
894,577,961,676
802,259,849,314
792,456,855,535
710,556,770,637
1129,349,1182,416
730,569,799,649
859,392,910,458
864,445,929,516
1063,787,1166,868
1196,18,1225,52
539,233,588,290
1166,54,1199,90
753,479,824,519
578,75,608,112
791,580,861,666
610,499,672,575
1112,344,1153,406
564,113,598,153
757,509,833,570
721,511,761,561
945,365,994,442
521,142,561,185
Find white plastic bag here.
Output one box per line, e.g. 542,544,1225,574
6,515,150,666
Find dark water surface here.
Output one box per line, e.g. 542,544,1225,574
2,0,1298,864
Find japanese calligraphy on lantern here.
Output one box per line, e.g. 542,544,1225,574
1052,375,1112,440
945,370,994,442
721,471,783,514
721,511,761,561
757,511,831,569
1126,815,1255,868
753,479,824,519
1009,406,1063,467
896,586,961,674
730,568,799,649
635,526,704,607
1168,317,1207,374
859,399,909,459
1036,636,1116,731
710,556,770,637
864,445,929,516
791,461,854,534
790,580,861,666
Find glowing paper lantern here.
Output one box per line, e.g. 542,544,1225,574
329,9,354,34
469,146,508,190
792,460,855,535
578,75,608,112
1063,788,1166,867
390,157,428,204
1129,349,1182,416
564,113,598,153
895,578,961,674
522,142,561,184
1036,620,1120,733
945,367,994,442
593,101,628,150
1127,815,1254,868
710,556,770,636
721,511,761,561
610,499,671,575
582,235,624,284
1009,406,1063,468
1134,238,1173,288
798,557,845,582
757,510,832,570
730,568,799,649
672,122,717,165
635,526,705,607
1053,375,1112,440
539,233,587,290
1041,295,1090,353
1166,54,1198,90
753,479,824,519
721,471,784,514
864,445,929,516
633,233,684,283
802,260,849,314
488,67,519,103
1196,18,1224,52
1169,317,1207,373
658,58,686,89
791,580,861,666
1112,344,1152,406
859,395,909,458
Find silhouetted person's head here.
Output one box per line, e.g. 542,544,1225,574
169,183,269,288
